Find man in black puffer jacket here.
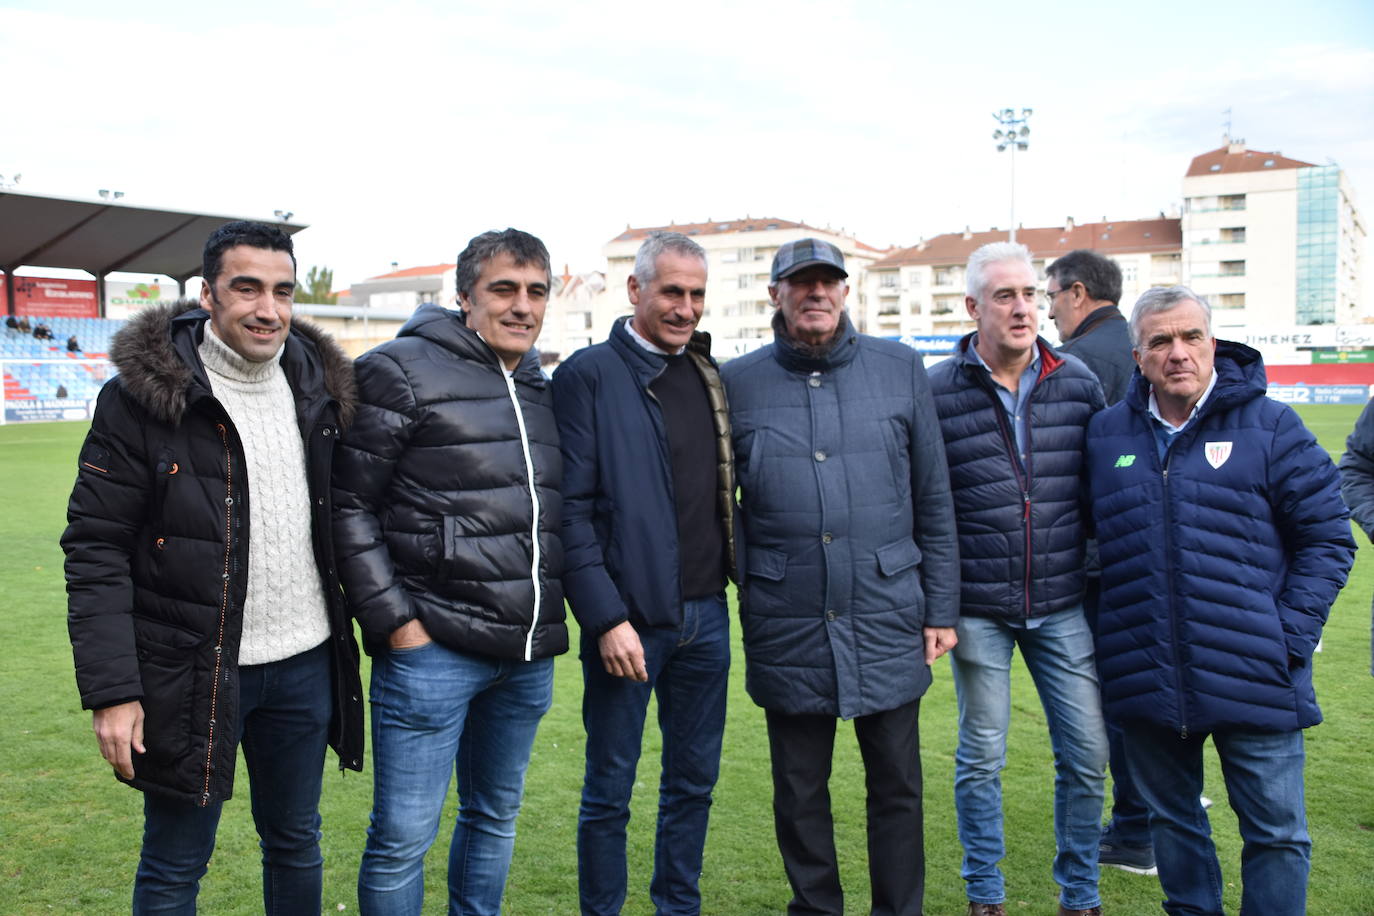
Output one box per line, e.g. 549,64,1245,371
929,242,1107,916
333,228,566,915
62,221,364,913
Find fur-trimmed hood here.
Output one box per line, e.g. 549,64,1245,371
109,301,356,428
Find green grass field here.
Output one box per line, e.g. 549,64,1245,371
2,408,1373,914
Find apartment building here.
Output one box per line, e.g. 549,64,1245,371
860,217,1182,342
602,217,885,358
1182,138,1365,330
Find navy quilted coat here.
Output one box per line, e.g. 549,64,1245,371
928,335,1104,620
722,319,960,719
1086,341,1354,733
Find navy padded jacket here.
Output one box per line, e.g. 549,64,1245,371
1086,341,1354,733
929,335,1104,621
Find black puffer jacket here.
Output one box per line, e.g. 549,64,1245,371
332,304,567,660
928,335,1104,621
61,304,365,806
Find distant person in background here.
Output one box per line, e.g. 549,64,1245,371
67,334,82,352
55,384,68,399
61,220,364,912
5,314,17,329
33,321,52,339
1338,398,1374,678
1046,248,1154,877
17,315,31,332
1045,250,1132,405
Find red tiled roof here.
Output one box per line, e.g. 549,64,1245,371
867,218,1181,269
1185,144,1314,177
611,217,880,251
367,263,454,280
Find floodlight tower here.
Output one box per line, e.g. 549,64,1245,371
992,107,1032,242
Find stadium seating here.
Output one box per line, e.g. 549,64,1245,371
2,316,125,403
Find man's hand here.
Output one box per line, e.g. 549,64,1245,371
923,626,958,665
598,621,648,682
389,618,432,650
93,701,145,780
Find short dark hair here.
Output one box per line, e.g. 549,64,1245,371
1045,249,1122,305
202,221,296,288
456,228,551,300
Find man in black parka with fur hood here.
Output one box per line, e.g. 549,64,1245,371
61,221,363,913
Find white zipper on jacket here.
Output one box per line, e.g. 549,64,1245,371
501,370,542,662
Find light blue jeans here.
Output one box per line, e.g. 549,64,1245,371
357,641,553,916
949,608,1108,909
1123,725,1310,916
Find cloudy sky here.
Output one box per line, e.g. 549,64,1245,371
4,0,1372,289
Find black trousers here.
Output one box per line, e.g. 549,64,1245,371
765,699,924,916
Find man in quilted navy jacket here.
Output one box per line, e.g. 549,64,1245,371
929,242,1107,916
1086,285,1354,916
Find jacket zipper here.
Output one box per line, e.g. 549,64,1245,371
983,375,1034,617
203,422,234,805
500,373,542,662
1160,439,1189,738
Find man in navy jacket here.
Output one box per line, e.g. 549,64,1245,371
724,238,959,916
929,242,1107,916
552,231,739,916
1086,285,1354,916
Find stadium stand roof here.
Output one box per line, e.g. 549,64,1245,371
0,189,306,309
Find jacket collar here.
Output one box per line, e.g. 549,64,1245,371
608,315,715,386
953,332,1064,385
111,301,355,427
1066,304,1126,341
771,310,859,374
398,303,546,388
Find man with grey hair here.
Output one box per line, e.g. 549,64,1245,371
930,241,1107,916
552,230,739,915
724,237,959,916
1086,286,1353,916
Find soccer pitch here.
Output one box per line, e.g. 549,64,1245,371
2,408,1371,914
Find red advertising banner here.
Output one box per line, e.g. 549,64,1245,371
0,273,7,312
13,277,99,318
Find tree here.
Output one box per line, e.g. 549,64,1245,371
296,265,337,304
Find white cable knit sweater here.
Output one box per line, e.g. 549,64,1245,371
200,326,330,665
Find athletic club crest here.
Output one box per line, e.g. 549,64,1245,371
1204,441,1233,469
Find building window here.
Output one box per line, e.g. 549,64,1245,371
1121,264,1138,284
738,247,755,262
1296,165,1341,324
933,267,957,287
909,270,922,287
1217,293,1246,309
879,273,899,289
1220,194,1246,211
1220,260,1246,277
1221,227,1246,244
737,274,752,289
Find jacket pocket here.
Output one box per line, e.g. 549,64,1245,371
876,539,921,577
133,617,201,765
746,546,787,582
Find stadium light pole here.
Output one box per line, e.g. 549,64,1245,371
992,107,1032,242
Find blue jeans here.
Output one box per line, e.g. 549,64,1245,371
949,608,1108,909
357,641,553,916
1122,725,1310,916
133,641,332,915
577,593,730,916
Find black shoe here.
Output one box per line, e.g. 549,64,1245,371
1098,826,1157,876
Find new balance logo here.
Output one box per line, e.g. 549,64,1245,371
1114,454,1136,468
